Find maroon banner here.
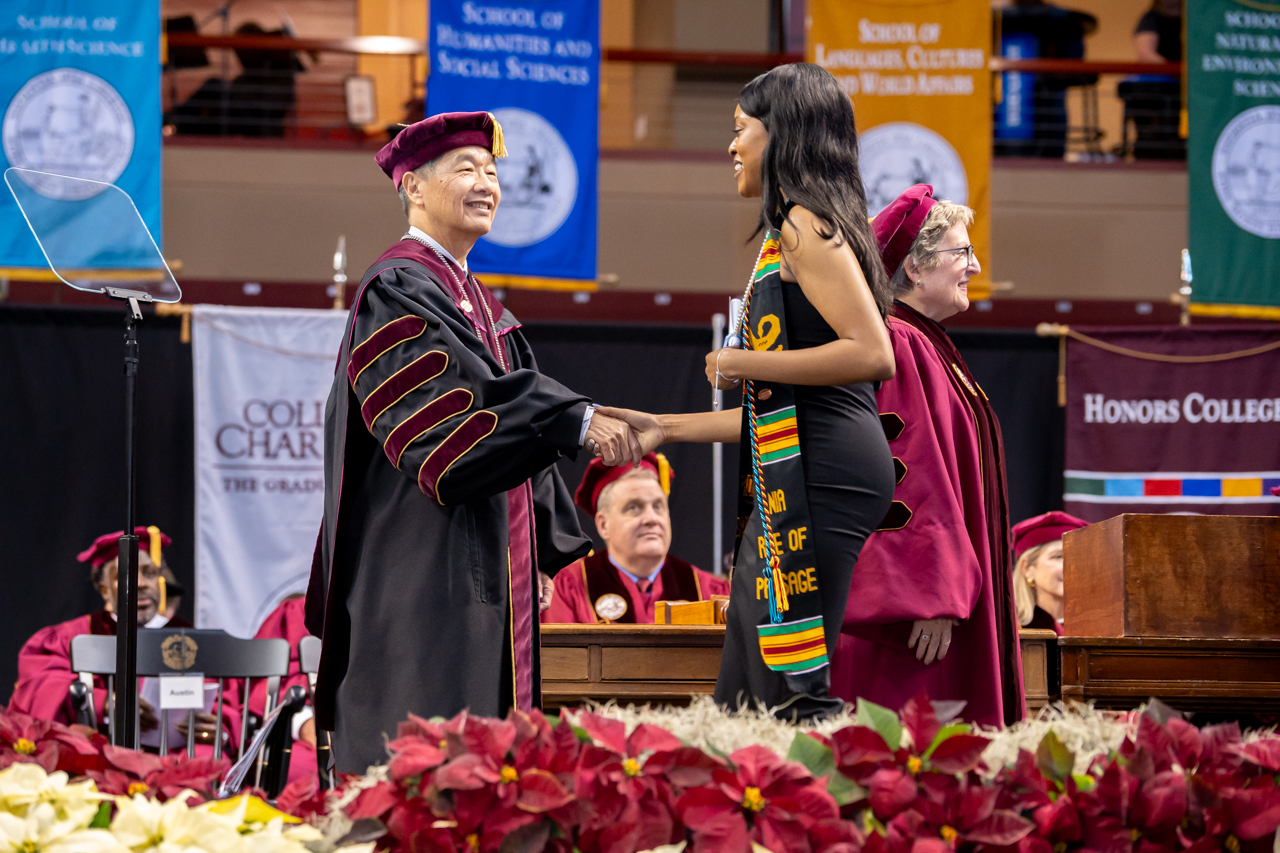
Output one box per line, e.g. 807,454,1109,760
1064,325,1280,523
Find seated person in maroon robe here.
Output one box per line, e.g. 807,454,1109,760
9,527,232,749
245,595,316,785
1013,511,1087,636
542,453,728,624
831,184,1025,727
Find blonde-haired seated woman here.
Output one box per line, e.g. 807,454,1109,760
1012,511,1089,635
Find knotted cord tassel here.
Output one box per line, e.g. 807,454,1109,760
488,113,508,158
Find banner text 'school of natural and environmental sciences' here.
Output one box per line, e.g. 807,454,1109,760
808,0,991,300
0,1,161,267
1188,0,1280,315
426,0,598,282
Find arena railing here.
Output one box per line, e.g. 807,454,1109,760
161,34,1184,161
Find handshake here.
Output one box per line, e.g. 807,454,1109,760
583,406,664,467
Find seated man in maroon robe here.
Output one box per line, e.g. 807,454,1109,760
246,595,317,785
9,527,229,748
542,453,728,624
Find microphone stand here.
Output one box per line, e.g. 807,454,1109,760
106,287,152,748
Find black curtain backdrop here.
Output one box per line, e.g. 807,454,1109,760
0,307,1062,705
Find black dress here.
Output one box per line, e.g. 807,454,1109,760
714,275,896,719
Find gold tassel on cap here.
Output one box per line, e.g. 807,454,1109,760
146,525,163,568
158,576,167,616
656,453,671,495
488,112,508,158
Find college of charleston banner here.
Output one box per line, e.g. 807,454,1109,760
192,306,347,638
426,0,598,281
808,0,991,299
0,0,162,267
1187,0,1280,314
1063,326,1280,521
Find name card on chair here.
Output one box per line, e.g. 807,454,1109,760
158,674,206,710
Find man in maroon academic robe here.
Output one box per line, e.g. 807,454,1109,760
832,185,1024,728
308,111,643,772
543,454,728,624
9,527,233,747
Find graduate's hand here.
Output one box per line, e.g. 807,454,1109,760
584,412,644,467
908,618,957,666
299,717,317,746
705,348,744,390
594,406,666,456
175,711,221,744
138,698,159,732
538,572,555,612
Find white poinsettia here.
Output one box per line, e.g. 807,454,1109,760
0,763,105,825
109,791,246,853
0,800,127,852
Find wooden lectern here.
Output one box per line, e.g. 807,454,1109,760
1061,514,1280,711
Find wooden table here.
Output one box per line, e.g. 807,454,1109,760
1019,628,1059,711
540,624,725,710
1060,636,1280,713
541,624,1064,713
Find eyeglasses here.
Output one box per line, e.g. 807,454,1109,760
928,245,976,265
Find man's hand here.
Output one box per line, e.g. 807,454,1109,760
299,717,317,746
907,618,957,666
538,572,555,612
593,407,665,456
175,711,221,744
584,412,644,466
139,698,158,733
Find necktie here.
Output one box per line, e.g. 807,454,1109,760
636,578,652,595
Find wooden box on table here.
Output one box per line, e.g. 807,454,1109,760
1060,514,1280,711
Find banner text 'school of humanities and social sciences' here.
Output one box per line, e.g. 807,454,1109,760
426,0,598,283
0,1,161,267
1188,0,1280,316
1064,327,1280,522
808,0,991,300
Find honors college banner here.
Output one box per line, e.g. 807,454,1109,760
1187,0,1280,315
426,0,599,282
0,0,162,267
192,306,347,638
1064,326,1280,522
808,0,991,299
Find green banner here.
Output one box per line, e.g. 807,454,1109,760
1188,0,1280,314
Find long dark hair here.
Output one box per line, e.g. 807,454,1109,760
738,63,891,318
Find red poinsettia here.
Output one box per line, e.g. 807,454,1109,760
0,708,103,775
676,743,842,853
84,743,228,802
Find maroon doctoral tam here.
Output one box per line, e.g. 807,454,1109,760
1011,511,1089,561
871,183,936,277
375,111,507,189
574,452,672,516
76,526,170,569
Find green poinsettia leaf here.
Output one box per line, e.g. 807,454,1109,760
1036,729,1075,784
89,802,111,828
785,732,865,806
856,698,902,750
1071,773,1097,792
923,722,972,759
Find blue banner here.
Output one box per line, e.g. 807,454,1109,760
427,0,598,281
0,2,161,268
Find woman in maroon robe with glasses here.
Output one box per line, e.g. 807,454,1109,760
830,184,1025,727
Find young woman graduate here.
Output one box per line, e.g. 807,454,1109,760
600,63,897,720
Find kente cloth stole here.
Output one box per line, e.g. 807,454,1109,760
734,233,828,674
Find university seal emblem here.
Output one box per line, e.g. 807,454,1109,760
2,68,135,201
161,634,198,670
1212,105,1280,240
486,107,578,248
859,122,969,216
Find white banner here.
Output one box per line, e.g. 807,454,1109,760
192,305,347,638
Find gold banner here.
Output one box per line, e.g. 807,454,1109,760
808,0,992,300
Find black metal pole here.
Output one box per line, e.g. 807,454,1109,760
114,296,143,748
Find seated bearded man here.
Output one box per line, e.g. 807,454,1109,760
543,453,728,624
9,527,231,750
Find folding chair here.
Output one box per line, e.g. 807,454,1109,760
298,635,335,790
70,629,289,763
